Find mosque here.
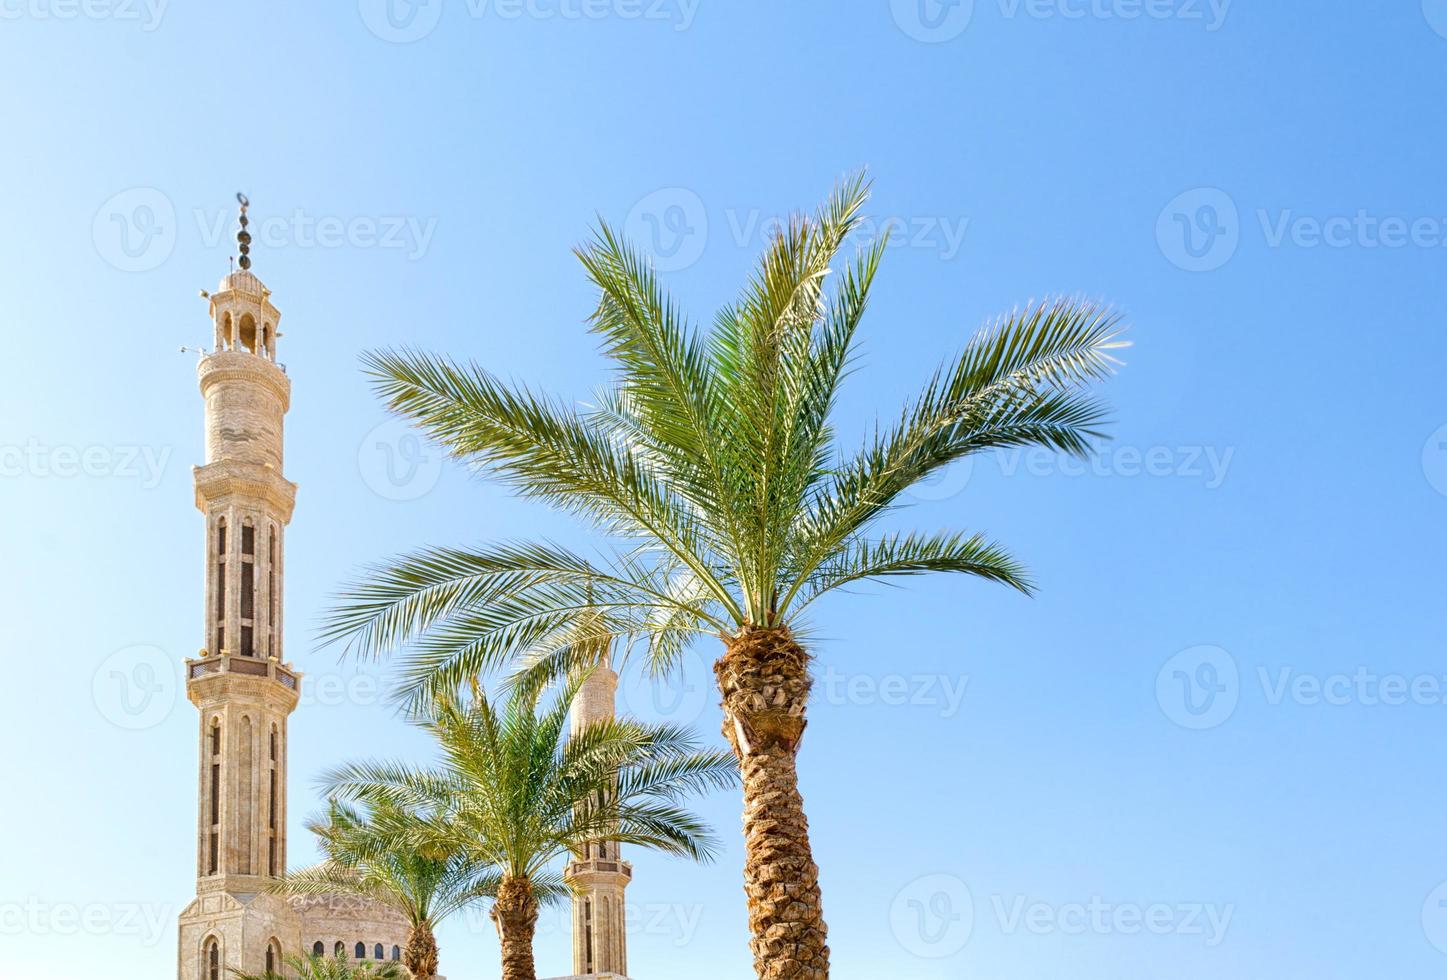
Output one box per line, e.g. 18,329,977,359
175,198,631,980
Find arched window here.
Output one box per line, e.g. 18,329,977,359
313,940,324,957
207,719,221,875
334,941,344,957
355,942,366,959
374,943,384,960
239,313,258,353
267,525,278,657
265,939,281,973
391,945,400,961
240,521,256,657
214,518,227,654
203,937,220,980
217,312,232,351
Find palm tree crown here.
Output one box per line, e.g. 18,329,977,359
271,799,495,979
321,676,736,980
322,172,1125,980
324,172,1124,701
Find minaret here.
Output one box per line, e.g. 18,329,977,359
564,650,632,979
184,193,300,899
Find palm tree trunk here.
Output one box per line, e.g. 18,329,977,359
490,874,540,980
715,625,830,980
404,920,439,979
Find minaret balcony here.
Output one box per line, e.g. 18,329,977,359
564,857,633,884
185,653,302,708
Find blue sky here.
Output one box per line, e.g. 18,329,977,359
3,2,1446,978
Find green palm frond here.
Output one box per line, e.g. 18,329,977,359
322,681,735,886
329,170,1124,699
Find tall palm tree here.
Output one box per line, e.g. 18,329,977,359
322,676,736,980
232,950,405,980
270,799,496,980
322,173,1126,979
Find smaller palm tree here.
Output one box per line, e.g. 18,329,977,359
232,950,406,980
270,799,496,979
324,673,737,980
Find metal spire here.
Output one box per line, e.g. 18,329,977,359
235,192,252,270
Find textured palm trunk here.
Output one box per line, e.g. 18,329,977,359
715,625,830,980
403,920,439,979
490,874,540,980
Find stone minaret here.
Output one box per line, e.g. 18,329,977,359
563,652,632,979
179,197,301,979
177,199,410,980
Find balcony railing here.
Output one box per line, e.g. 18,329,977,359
187,653,298,690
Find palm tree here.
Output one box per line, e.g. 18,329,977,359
322,675,736,980
269,799,496,980
232,950,405,980
323,172,1126,979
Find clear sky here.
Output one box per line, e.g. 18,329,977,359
3,3,1446,978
